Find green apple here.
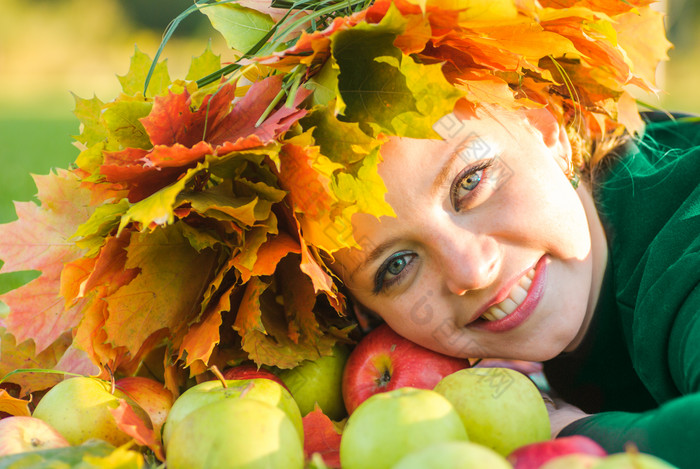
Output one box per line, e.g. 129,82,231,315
392,441,513,469
433,367,550,456
277,344,350,420
165,397,304,469
339,387,468,469
162,377,302,447
594,452,679,468
32,376,140,446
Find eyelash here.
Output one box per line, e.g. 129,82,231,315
373,251,416,294
450,159,494,212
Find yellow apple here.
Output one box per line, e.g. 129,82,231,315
32,376,143,446
433,367,550,456
393,441,513,469
339,387,468,469
166,397,304,469
162,377,302,447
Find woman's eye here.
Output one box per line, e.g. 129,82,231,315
374,251,416,293
387,256,407,275
459,172,482,191
451,159,493,211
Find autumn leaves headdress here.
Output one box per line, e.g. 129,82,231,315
0,0,670,393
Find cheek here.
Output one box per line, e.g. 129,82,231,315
372,295,466,356
494,165,591,259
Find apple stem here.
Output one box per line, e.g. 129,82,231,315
376,369,392,388
209,365,228,388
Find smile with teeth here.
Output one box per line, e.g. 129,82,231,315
480,267,536,321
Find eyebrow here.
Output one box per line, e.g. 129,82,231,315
430,135,479,198
348,236,401,281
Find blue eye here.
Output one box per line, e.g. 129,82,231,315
387,256,407,275
374,251,416,293
451,159,493,212
459,171,481,191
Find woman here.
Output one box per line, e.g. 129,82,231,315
0,0,696,467
331,103,700,468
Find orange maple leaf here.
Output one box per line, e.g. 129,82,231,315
110,399,165,461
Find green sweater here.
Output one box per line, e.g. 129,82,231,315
543,114,700,469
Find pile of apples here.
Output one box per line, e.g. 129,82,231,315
0,324,679,468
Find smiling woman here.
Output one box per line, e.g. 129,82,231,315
332,108,606,364
0,0,698,468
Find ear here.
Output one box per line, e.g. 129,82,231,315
524,108,572,174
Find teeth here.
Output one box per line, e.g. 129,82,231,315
510,284,528,304
480,266,536,322
483,306,508,321
499,298,519,315
481,310,496,321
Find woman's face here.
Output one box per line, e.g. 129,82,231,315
332,111,607,362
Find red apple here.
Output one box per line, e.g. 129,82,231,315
115,376,174,438
222,363,289,391
508,435,607,469
341,323,470,414
0,416,70,456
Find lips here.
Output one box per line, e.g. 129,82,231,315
471,256,548,332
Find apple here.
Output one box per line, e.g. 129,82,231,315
540,454,604,469
342,323,470,414
508,435,607,468
392,441,513,469
115,376,174,438
433,367,550,456
222,363,289,391
32,376,145,446
339,387,468,469
278,343,350,420
0,416,69,456
594,452,679,468
162,377,303,447
166,397,304,469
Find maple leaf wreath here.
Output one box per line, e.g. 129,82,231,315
0,0,671,392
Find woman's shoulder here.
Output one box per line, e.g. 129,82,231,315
594,111,700,225
593,112,700,403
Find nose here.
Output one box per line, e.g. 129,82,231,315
435,231,501,296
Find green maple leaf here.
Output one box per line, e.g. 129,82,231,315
201,2,275,54
101,96,153,150
117,47,171,97
186,42,222,81
73,199,131,257
331,4,414,135
72,94,108,147
117,162,208,233
390,56,465,138
301,104,378,167
333,147,395,219
306,57,340,108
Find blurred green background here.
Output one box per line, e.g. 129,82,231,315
0,0,698,294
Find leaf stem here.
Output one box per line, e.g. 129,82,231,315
0,368,86,385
